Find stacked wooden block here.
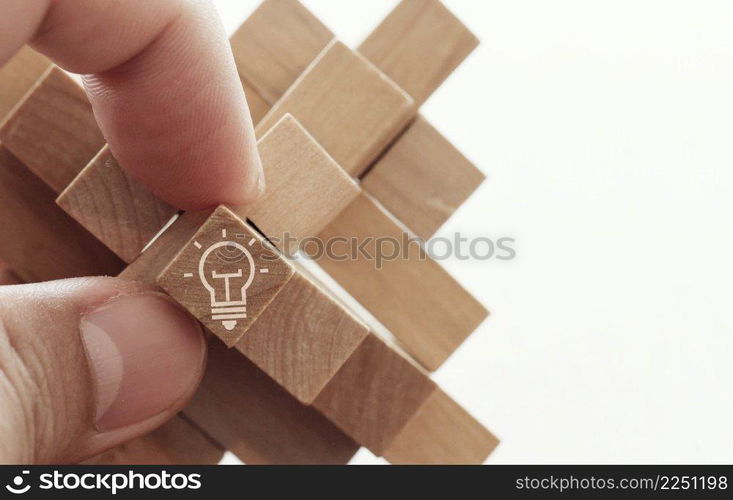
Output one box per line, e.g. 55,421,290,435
0,0,496,464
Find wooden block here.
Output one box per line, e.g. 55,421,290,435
0,46,52,120
256,41,414,176
247,114,360,254
236,271,369,403
361,115,485,239
156,206,295,347
316,191,488,370
0,146,124,282
230,0,334,104
84,415,225,465
185,339,359,464
0,67,104,192
57,145,177,263
383,388,499,464
358,0,479,106
242,79,271,125
313,333,436,455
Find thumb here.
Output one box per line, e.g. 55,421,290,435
0,277,206,464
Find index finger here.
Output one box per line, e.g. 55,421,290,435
0,0,263,210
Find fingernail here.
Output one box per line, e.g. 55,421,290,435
79,293,205,431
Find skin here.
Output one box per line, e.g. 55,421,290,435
0,0,263,463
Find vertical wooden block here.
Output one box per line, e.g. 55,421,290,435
313,333,436,455
316,192,488,370
85,416,225,465
156,206,295,347
230,0,334,104
57,145,177,263
242,79,271,125
236,271,369,403
383,388,499,464
0,46,51,120
359,0,479,106
185,339,359,464
246,114,360,254
256,41,414,176
0,146,124,282
361,115,485,239
0,67,104,192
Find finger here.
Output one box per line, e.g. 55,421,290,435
0,0,263,210
0,277,206,464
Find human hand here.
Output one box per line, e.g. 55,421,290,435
0,0,263,463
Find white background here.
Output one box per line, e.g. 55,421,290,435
213,0,733,464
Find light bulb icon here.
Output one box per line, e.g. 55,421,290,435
183,228,270,332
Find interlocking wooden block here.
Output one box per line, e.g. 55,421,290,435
383,388,499,464
248,115,360,254
316,191,488,370
185,339,359,464
157,206,295,347
255,41,414,176
236,271,369,403
0,67,104,192
85,416,225,465
359,0,479,107
57,145,177,263
313,333,436,455
0,46,51,120
361,115,485,239
230,0,334,105
0,146,124,282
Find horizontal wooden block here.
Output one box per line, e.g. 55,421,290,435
0,46,51,121
185,339,359,464
313,333,436,455
361,115,485,239
256,41,414,176
57,145,177,263
0,146,124,282
236,271,369,403
230,0,334,104
247,114,360,254
383,388,499,464
359,0,479,106
156,206,295,347
316,191,488,370
85,416,225,465
0,67,104,192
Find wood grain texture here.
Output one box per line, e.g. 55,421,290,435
383,388,499,464
361,115,485,239
256,40,414,176
0,67,104,192
316,191,488,371
313,333,436,455
156,206,295,347
0,46,51,121
185,339,359,464
246,114,360,255
57,145,177,263
230,0,334,104
0,146,124,282
358,0,479,106
85,415,225,465
236,271,369,403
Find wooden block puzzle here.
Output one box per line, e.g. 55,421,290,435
0,0,498,464
0,46,51,120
